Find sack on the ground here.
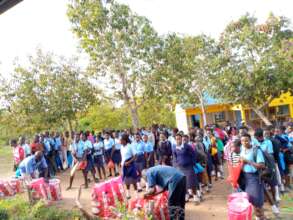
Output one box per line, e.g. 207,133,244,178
91,177,125,218
228,192,252,220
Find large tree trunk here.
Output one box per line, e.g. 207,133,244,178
129,106,139,132
197,92,207,127
252,107,272,126
67,118,73,133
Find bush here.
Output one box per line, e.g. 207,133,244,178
0,196,85,220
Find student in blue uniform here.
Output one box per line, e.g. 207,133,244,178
132,133,145,191
84,133,98,183
67,133,88,189
93,136,106,179
274,126,292,190
18,151,48,180
104,132,116,177
142,134,154,168
54,132,64,171
254,129,280,216
173,133,201,204
157,132,172,166
120,134,139,199
143,165,186,220
240,133,266,220
113,131,122,176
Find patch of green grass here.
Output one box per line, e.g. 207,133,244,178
0,145,12,158
0,196,85,220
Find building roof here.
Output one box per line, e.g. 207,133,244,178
0,0,23,15
180,93,224,109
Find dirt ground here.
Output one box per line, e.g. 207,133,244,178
56,169,230,220
1,152,293,220
54,168,293,220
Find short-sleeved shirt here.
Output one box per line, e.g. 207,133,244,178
49,138,56,151
146,165,184,190
22,144,31,157
19,155,48,175
73,140,86,159
203,136,211,151
252,138,274,154
13,146,25,165
142,141,153,153
55,137,62,151
240,147,264,173
121,143,135,165
114,138,122,150
168,136,176,151
104,138,115,150
93,142,104,156
43,138,51,154
84,140,93,150
132,141,144,155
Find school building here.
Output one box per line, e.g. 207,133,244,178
175,92,293,133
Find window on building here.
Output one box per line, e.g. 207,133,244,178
214,112,225,122
276,105,289,116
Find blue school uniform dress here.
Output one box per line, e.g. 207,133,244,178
240,147,265,208
54,137,63,169
132,140,146,172
18,155,48,177
84,140,94,172
93,142,105,168
112,138,122,164
142,141,155,168
72,140,86,161
104,138,115,163
174,144,198,189
121,143,138,185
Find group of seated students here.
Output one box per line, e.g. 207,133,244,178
11,122,293,220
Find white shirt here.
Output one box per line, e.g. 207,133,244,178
120,143,135,165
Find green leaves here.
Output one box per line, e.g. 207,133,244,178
213,14,293,110
67,0,160,129
0,49,99,135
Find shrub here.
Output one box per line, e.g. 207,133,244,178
0,196,84,220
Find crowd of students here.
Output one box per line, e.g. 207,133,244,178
10,122,293,220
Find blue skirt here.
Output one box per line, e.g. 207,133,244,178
122,160,138,185
94,154,104,168
135,154,145,173
244,173,264,208
179,165,198,189
105,149,112,163
85,154,95,172
112,149,121,164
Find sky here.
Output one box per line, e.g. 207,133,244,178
0,0,292,76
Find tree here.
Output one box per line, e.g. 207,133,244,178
148,34,219,127
212,14,293,125
0,49,99,135
67,0,160,131
77,99,176,131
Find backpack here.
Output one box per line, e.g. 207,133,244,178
253,146,276,182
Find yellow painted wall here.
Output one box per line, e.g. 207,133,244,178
182,92,293,126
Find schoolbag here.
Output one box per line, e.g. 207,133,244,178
253,146,276,182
